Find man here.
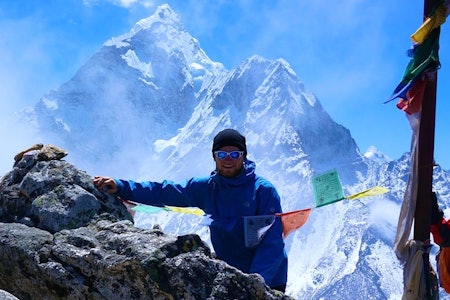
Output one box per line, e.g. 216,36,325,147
94,128,288,292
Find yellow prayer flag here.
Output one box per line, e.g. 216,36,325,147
165,206,205,216
346,186,390,200
411,2,448,44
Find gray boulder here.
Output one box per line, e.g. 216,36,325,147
0,290,19,300
0,145,292,300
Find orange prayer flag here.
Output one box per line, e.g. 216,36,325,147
277,208,312,239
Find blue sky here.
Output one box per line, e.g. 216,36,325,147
1,0,449,173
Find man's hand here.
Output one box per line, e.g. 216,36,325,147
93,176,118,194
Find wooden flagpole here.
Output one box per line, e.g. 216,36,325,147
413,0,439,242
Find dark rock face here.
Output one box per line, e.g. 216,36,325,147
0,145,292,300
1,145,132,233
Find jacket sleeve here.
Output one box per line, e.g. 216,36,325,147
431,219,446,245
248,183,287,287
114,177,208,209
431,218,450,247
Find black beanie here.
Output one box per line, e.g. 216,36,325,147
212,129,247,155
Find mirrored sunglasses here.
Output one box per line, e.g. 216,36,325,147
214,150,244,160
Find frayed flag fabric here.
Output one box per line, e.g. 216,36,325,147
394,112,421,260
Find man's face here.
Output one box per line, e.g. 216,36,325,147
214,146,245,178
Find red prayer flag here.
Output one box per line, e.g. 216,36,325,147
396,75,428,114
277,208,312,239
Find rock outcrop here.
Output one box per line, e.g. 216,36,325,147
0,145,292,300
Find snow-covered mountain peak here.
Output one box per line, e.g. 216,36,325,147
364,145,392,163
134,4,181,31
105,4,182,43
105,4,224,77
240,55,297,78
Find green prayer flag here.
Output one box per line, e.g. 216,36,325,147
131,205,166,213
312,169,344,207
402,28,440,84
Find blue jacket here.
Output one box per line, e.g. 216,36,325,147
115,159,288,287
